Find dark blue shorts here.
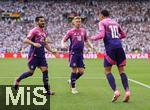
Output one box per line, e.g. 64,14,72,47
104,48,126,67
69,54,85,68
28,56,48,70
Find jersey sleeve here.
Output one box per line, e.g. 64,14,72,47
118,26,126,39
84,29,88,42
63,30,71,42
91,22,105,41
27,29,36,40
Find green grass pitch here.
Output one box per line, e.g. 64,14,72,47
0,59,150,110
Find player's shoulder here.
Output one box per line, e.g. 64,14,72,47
29,27,39,33
67,28,75,34
101,18,117,24
80,27,86,31
99,19,107,26
66,28,72,32
108,18,118,25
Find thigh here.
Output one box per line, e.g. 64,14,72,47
77,55,85,68
104,50,116,67
28,57,37,70
39,66,48,72
78,67,85,74
69,54,78,68
105,66,112,74
116,48,126,67
117,66,125,74
38,58,48,68
71,67,78,73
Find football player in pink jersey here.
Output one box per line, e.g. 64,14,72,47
14,16,57,95
91,10,130,102
61,16,95,94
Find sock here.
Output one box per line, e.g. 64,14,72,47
17,71,33,82
76,72,83,80
70,72,76,88
120,73,129,91
43,70,49,92
106,73,116,91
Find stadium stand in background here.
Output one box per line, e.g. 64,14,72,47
0,0,150,53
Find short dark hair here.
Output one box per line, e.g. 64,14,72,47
35,16,45,22
101,10,110,17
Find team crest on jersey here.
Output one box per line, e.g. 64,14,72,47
73,33,78,36
30,65,34,69
73,63,76,67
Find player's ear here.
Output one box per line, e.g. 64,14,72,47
35,21,39,25
99,15,104,21
72,19,75,25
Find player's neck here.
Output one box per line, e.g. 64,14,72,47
74,27,80,30
37,26,44,30
103,17,110,20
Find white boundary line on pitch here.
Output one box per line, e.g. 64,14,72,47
128,78,150,89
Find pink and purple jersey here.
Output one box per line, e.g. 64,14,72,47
27,27,48,58
91,18,126,50
63,28,87,54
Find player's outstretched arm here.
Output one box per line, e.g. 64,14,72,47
85,40,96,52
118,26,126,39
45,43,59,58
90,22,105,41
23,38,41,48
45,43,56,53
90,33,104,41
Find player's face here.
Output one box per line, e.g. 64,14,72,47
73,19,81,28
37,18,46,28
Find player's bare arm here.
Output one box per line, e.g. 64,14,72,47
45,43,59,58
85,40,96,52
45,43,56,53
90,22,105,41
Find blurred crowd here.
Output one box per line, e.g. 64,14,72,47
0,0,150,53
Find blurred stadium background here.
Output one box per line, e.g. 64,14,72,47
0,0,149,110
0,0,150,54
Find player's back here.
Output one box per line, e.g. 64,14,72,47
102,18,123,50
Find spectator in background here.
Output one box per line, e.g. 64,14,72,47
0,0,149,53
